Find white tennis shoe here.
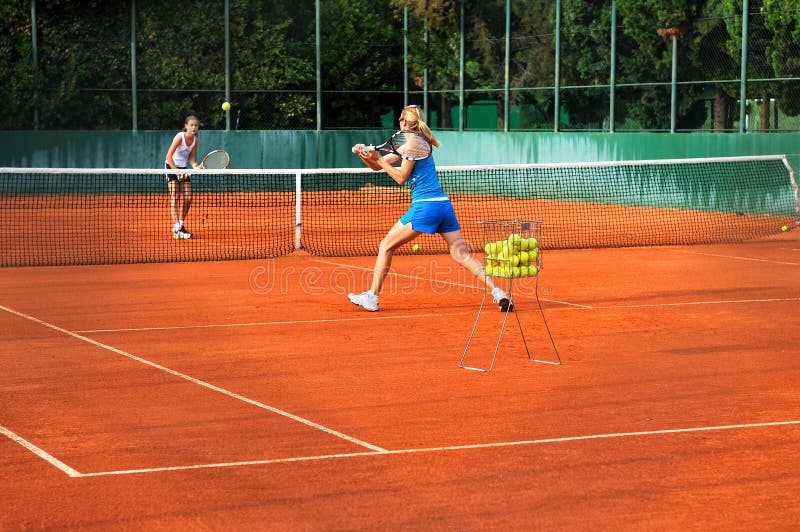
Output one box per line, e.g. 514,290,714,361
491,287,514,312
173,228,191,239
348,291,379,312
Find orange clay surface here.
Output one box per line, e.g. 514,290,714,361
1,234,799,529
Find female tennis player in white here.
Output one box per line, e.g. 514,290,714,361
164,115,201,239
348,105,512,312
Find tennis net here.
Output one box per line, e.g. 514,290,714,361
1,155,797,266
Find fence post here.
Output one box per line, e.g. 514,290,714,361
554,0,561,132
739,0,749,133
609,0,617,133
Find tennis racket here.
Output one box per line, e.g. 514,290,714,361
353,130,431,161
200,149,231,169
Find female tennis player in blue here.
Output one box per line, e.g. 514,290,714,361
164,115,201,239
348,105,512,312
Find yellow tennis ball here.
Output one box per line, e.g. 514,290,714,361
221,101,231,111
485,265,494,276
528,237,538,250
781,225,788,232
413,243,420,252
520,265,529,277
520,238,529,251
511,255,520,266
519,251,529,264
529,265,538,276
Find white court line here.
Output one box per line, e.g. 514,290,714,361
0,425,82,478
0,305,385,453
73,419,800,478
312,258,591,309
75,312,469,334
670,249,800,266
564,296,800,311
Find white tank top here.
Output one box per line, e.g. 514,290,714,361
168,132,196,168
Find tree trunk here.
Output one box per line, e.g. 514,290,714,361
714,89,728,131
439,93,451,129
497,98,505,130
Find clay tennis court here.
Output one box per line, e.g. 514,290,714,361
2,232,799,528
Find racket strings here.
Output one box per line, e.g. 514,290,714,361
203,151,230,169
392,133,431,160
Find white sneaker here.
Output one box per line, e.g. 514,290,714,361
491,287,514,312
348,291,379,312
173,227,191,239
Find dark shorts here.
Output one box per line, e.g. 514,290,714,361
399,199,460,234
164,162,190,182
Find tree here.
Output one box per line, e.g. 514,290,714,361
617,0,710,130
762,0,800,117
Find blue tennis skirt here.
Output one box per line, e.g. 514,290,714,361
399,199,460,234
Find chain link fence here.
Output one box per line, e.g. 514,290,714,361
2,1,798,132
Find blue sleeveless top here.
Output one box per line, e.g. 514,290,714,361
407,155,447,202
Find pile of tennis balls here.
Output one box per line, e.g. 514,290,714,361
484,233,539,278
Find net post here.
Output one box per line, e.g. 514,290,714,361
459,220,561,372
295,171,302,252
782,156,800,238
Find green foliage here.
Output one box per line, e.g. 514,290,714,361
763,0,800,115
1,0,798,131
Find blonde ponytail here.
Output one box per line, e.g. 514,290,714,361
401,105,440,148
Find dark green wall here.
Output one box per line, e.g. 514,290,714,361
1,130,798,170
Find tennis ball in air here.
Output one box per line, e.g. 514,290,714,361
413,243,420,252
781,225,788,232
222,101,231,111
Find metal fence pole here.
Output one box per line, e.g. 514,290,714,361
504,0,510,132
31,0,39,130
459,0,465,132
554,0,561,132
315,0,321,131
609,0,616,133
739,0,749,133
404,6,408,108
424,16,428,113
225,0,230,131
670,34,677,133
130,0,137,131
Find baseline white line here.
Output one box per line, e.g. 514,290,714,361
75,312,469,334
311,258,592,308
0,425,82,478
76,419,800,478
0,305,385,453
